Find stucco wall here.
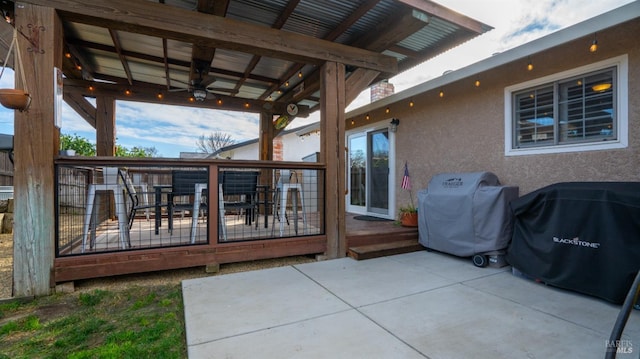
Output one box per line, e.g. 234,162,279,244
281,131,320,162
357,19,639,200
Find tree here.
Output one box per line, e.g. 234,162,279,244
60,133,96,156
60,133,157,157
115,145,158,157
196,131,235,153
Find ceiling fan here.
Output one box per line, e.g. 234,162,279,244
168,67,239,101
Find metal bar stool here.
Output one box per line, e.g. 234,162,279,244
271,170,307,236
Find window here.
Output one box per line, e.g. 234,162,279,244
505,55,628,156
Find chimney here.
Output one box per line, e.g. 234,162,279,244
370,79,395,102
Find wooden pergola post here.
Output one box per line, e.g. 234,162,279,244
95,96,116,156
13,3,63,297
320,62,346,258
259,110,274,161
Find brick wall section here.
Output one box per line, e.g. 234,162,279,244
274,138,283,161
370,80,395,102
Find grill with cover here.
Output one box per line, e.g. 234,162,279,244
506,182,640,304
418,172,519,267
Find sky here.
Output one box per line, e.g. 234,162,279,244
0,0,634,157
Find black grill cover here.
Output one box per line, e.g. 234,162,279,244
506,182,640,304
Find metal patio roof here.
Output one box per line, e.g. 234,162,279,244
3,0,491,119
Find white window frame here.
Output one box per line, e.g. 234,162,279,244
345,120,397,219
504,55,628,156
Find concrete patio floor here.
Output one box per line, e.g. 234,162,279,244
182,250,639,358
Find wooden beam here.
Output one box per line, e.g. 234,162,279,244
259,111,274,161
345,68,380,105
25,0,398,74
63,91,96,128
239,0,300,96
351,8,430,52
320,62,346,259
277,6,423,106
187,0,228,85
53,237,326,283
395,0,492,34
13,3,62,297
63,79,309,115
260,0,381,100
65,37,281,85
162,38,170,89
95,96,116,156
108,29,133,85
387,44,420,59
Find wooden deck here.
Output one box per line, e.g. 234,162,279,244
345,213,422,259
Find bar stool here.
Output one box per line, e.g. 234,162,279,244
271,170,307,236
81,167,130,252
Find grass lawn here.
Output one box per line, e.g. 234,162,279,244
0,284,186,358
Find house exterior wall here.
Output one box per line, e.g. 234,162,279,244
351,18,639,201
281,131,320,162
217,130,320,161
217,142,259,160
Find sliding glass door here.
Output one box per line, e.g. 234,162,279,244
347,125,395,219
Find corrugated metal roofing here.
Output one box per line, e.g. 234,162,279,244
47,0,491,114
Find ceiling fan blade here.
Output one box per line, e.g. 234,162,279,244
168,88,188,92
206,87,239,94
166,77,191,86
200,75,217,87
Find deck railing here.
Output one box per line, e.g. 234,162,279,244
55,158,325,257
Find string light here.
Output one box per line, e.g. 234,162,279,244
351,119,355,126
217,98,223,105
589,33,598,53
64,52,71,59
385,107,390,114
409,100,414,107
298,72,303,78
124,89,131,96
365,114,370,121
475,79,480,87
189,96,195,102
527,57,533,71
156,92,163,100
88,85,94,92
244,102,250,109
439,90,444,98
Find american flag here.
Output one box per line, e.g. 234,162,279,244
401,162,411,190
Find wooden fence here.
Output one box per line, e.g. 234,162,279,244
0,152,13,186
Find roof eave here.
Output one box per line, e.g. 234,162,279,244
347,1,640,119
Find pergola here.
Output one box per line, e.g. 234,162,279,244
3,0,490,296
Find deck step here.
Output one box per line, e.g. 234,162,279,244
347,239,424,260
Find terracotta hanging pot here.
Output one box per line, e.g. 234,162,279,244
0,89,31,111
0,29,31,112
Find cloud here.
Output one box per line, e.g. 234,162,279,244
389,0,633,93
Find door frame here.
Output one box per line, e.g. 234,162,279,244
345,120,396,219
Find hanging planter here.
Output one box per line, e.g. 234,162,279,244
0,28,31,112
0,88,31,110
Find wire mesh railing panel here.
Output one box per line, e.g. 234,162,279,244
218,166,324,243
56,165,209,256
56,163,325,257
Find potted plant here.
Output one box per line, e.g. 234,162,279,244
399,203,418,227
398,161,418,227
